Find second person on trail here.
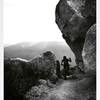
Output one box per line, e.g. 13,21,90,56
56,60,61,79
61,56,72,80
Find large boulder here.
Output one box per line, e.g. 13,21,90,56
30,51,57,79
55,0,96,65
4,51,56,100
55,1,96,100
82,24,96,72
4,58,33,100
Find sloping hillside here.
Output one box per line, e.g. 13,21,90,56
4,41,76,66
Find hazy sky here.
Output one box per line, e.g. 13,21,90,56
4,0,65,45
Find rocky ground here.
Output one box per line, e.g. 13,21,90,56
25,74,96,100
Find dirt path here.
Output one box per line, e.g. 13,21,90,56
47,80,80,100
45,77,96,100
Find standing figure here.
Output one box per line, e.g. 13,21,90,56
56,60,61,79
61,56,72,79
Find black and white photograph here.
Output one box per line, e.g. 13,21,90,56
4,0,96,100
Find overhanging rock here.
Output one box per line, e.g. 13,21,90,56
55,0,96,66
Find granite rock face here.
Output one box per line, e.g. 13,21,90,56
55,0,96,65
82,24,96,72
55,1,96,99
4,51,56,100
4,58,33,100
30,51,56,79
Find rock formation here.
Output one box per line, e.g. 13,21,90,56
55,0,96,66
30,51,57,81
4,51,57,100
4,58,33,100
55,0,96,100
82,24,96,72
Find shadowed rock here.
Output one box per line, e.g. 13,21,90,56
4,51,57,100
55,0,96,100
82,24,96,72
55,0,96,65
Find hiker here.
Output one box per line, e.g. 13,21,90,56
61,56,72,79
56,60,61,78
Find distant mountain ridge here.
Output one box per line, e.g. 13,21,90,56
4,41,76,66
